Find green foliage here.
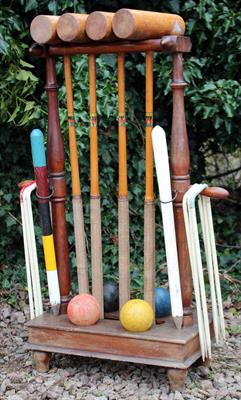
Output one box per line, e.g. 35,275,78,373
182,0,241,179
0,0,240,300
0,7,41,126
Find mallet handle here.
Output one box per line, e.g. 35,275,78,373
118,53,130,309
145,51,154,202
118,53,128,197
144,51,155,310
89,54,104,318
64,55,89,294
89,55,99,197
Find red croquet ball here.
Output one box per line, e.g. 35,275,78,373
67,294,100,326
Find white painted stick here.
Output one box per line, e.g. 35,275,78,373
152,126,183,329
204,196,226,339
183,189,206,360
187,184,212,358
22,185,40,317
23,195,42,316
184,184,227,358
189,204,211,358
198,196,220,343
20,198,35,319
23,185,43,316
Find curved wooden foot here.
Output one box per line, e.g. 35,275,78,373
167,368,187,391
32,351,51,373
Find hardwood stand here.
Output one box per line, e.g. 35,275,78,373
26,313,210,390
26,36,211,391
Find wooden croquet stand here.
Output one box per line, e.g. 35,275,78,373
27,36,214,391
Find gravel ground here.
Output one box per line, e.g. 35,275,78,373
0,297,241,400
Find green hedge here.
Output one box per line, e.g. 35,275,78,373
0,0,240,299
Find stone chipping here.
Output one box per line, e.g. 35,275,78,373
0,300,240,400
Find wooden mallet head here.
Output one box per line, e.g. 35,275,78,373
86,11,117,41
57,13,89,43
112,9,185,41
30,15,60,44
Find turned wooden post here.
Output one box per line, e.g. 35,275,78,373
171,52,193,325
46,57,71,311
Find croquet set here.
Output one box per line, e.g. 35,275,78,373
20,9,229,390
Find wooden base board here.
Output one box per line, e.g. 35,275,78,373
26,313,208,370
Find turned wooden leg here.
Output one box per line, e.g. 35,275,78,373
32,351,51,373
167,368,187,391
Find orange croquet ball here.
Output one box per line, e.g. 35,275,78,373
67,294,100,326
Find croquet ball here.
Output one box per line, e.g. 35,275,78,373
155,287,171,318
104,281,119,313
120,299,154,332
67,294,100,326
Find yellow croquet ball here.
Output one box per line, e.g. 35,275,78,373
120,299,154,332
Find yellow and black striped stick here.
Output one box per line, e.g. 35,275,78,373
63,55,89,294
30,129,60,312
117,53,130,309
89,54,104,318
144,51,155,310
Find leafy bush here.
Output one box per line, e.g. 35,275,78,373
0,0,240,300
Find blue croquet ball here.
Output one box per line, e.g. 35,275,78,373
155,287,171,318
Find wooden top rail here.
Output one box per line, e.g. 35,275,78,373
29,36,191,57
